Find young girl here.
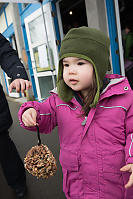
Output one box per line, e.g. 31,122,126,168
18,27,133,199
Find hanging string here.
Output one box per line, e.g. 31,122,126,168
36,125,41,146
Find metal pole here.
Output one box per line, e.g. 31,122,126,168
39,0,56,88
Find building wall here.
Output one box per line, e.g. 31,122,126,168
5,3,13,26
0,0,122,100
85,0,108,34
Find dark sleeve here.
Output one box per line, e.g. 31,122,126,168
125,34,133,61
0,33,29,80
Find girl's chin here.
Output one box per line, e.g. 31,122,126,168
70,87,81,92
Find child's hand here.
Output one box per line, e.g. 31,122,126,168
22,108,37,127
120,164,133,188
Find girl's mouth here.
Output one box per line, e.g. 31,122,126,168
69,79,78,85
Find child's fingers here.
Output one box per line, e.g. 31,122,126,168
22,108,37,126
22,115,36,126
22,119,31,127
31,110,37,124
125,173,133,189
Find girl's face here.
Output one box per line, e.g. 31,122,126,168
63,57,94,98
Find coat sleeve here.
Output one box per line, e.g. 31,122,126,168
125,102,133,164
18,95,57,134
0,33,28,80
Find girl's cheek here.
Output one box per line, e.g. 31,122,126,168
63,71,67,78
63,74,66,82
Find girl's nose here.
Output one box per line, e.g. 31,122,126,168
69,65,76,74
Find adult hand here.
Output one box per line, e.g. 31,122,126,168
120,164,133,188
9,79,32,93
22,108,37,127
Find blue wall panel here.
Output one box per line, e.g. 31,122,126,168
105,0,121,74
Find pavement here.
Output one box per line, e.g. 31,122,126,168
0,96,66,199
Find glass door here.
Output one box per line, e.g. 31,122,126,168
25,2,59,100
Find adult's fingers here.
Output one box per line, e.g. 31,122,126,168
9,79,32,93
125,173,133,188
20,79,26,93
120,164,132,172
9,80,20,93
20,80,32,93
25,80,32,90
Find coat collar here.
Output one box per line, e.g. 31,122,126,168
50,74,131,106
99,74,131,102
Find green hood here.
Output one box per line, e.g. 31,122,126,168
57,26,111,107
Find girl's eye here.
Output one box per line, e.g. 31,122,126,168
78,62,85,65
63,64,69,67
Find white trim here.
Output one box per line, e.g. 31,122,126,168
37,70,56,77
56,104,78,110
129,134,133,157
40,113,51,115
101,77,125,94
99,105,127,111
50,87,58,94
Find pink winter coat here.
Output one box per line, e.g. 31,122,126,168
18,74,133,199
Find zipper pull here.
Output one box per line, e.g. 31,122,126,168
81,116,87,126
